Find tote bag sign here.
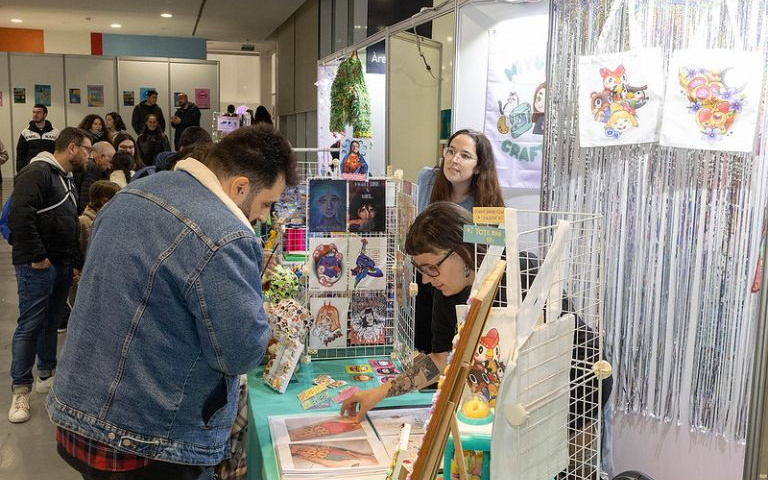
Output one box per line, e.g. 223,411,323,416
577,49,664,146
660,49,765,152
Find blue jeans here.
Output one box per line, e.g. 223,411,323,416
11,263,73,389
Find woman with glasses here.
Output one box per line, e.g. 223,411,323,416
341,201,480,420
414,129,505,354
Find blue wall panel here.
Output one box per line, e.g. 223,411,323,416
102,34,206,59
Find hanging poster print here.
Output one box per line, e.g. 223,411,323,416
195,88,211,109
348,237,387,291
348,180,386,232
275,185,307,225
139,87,156,102
339,137,370,179
34,84,51,106
309,179,347,232
123,91,135,106
483,4,549,189
87,85,104,107
394,251,412,306
309,297,349,349
349,296,387,345
69,88,81,104
577,49,664,146
660,49,764,152
308,238,348,292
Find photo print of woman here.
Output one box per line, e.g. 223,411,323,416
309,179,347,232
347,180,386,232
340,138,369,176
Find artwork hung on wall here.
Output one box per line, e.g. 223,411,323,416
348,295,387,345
195,88,211,109
69,88,81,104
174,92,183,107
309,297,349,349
308,237,348,292
139,87,156,102
123,91,135,106
309,179,347,233
87,85,104,107
275,185,308,225
339,137,370,179
13,88,25,104
347,180,386,233
34,84,51,107
348,237,386,291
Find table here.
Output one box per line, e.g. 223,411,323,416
246,357,434,480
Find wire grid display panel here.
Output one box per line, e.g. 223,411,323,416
304,177,417,362
474,210,604,480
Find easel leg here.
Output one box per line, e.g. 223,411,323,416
450,415,469,480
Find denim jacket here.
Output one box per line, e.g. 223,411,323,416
47,158,271,466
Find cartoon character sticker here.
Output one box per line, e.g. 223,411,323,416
677,66,744,144
589,64,648,139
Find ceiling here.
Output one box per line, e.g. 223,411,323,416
0,0,305,49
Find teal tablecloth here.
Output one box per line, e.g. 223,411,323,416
246,357,434,480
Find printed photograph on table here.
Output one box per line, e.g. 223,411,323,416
308,237,348,292
288,440,383,470
34,84,51,106
285,415,363,442
13,88,25,104
309,297,349,349
348,295,387,345
348,236,386,291
87,85,104,107
69,88,81,104
309,179,347,232
339,138,370,178
347,180,386,232
660,48,765,152
367,406,430,437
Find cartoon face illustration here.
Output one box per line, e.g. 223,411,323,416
319,193,341,220
590,91,613,121
600,65,626,95
315,303,340,335
474,329,501,365
533,84,546,113
605,109,638,136
312,243,343,287
696,101,736,133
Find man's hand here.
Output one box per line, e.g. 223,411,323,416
73,268,81,282
31,258,51,270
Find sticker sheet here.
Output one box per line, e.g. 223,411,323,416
308,238,348,292
309,297,349,349
348,296,387,345
348,236,387,291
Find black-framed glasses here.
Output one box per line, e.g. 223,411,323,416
77,144,95,155
415,250,454,277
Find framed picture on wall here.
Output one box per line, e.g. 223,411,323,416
123,91,135,106
69,88,81,104
34,85,51,106
195,88,210,109
139,87,155,102
87,85,104,107
174,92,183,107
13,88,25,104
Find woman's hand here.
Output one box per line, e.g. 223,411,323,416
340,383,390,422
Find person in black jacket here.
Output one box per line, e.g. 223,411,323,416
171,92,201,150
16,104,60,173
130,90,165,136
74,141,114,213
7,127,91,424
136,114,171,167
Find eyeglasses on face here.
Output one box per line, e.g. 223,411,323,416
415,250,454,277
77,143,95,155
443,146,477,163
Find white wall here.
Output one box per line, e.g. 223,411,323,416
116,58,170,136
207,53,261,113
64,56,117,127
169,62,219,137
0,53,12,181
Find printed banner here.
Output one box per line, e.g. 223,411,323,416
484,15,548,189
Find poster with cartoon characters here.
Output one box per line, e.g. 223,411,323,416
347,237,387,291
308,238,348,292
309,297,349,349
577,48,664,147
660,48,764,152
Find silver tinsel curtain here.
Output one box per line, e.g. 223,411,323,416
542,0,768,441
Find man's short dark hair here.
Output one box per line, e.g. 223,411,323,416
178,127,212,151
147,90,158,98
55,127,89,153
204,125,298,190
33,103,48,114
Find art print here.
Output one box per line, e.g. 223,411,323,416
467,326,506,407
309,297,349,349
308,237,347,292
174,92,183,107
69,88,81,104
309,179,347,233
367,406,430,436
34,84,51,106
285,415,363,442
13,88,25,104
349,296,387,345
348,236,386,291
347,180,386,232
87,85,104,107
139,87,156,102
339,137,370,178
396,191,415,247
289,440,381,470
395,251,413,307
123,90,135,106
195,88,211,109
274,185,307,225
587,65,649,139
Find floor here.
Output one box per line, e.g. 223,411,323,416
0,180,81,479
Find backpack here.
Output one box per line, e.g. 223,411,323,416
0,174,76,245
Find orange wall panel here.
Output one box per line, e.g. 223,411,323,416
0,28,44,53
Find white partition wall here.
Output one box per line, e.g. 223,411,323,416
169,61,219,139
9,54,66,172
0,54,13,181
117,58,171,137
64,56,118,128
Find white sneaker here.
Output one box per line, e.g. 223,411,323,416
8,391,30,423
35,376,54,394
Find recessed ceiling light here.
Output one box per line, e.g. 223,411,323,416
160,13,173,18
110,23,122,28
10,18,22,23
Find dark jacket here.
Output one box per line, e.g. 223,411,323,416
16,120,59,172
75,161,109,213
172,103,201,150
131,102,166,136
8,152,81,268
136,131,171,167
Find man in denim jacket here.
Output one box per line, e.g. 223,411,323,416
47,125,297,479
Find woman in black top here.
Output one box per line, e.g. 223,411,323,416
136,114,171,167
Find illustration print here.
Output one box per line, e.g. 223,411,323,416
347,180,386,232
348,237,386,291
589,64,648,139
309,297,349,349
339,138,369,177
678,66,745,144
349,296,387,346
466,328,506,407
308,238,347,292
309,179,347,232
286,415,362,442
